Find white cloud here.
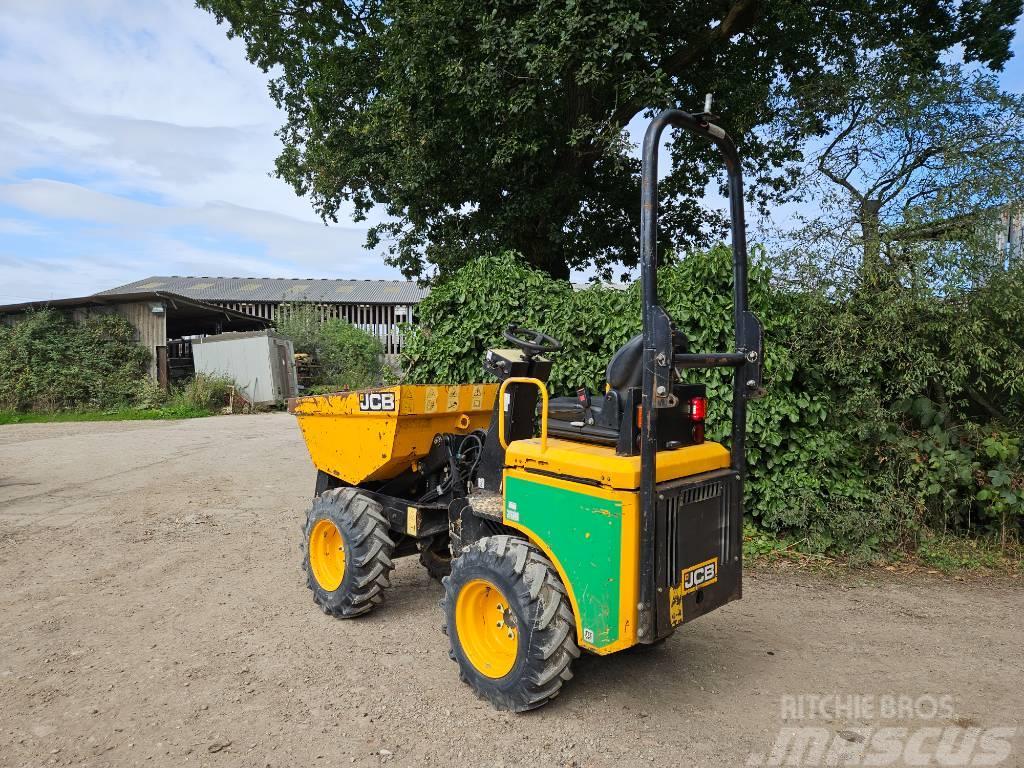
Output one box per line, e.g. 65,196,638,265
0,218,46,236
0,179,383,272
0,0,399,301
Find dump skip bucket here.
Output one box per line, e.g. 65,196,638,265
291,384,498,485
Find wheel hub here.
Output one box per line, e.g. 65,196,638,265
309,518,346,591
455,579,519,678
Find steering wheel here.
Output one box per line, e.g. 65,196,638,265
504,323,562,355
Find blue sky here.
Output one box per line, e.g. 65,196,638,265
1,4,1022,303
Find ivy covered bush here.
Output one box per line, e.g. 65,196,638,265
0,309,151,411
402,251,1024,554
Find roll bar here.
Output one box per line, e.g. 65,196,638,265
637,109,764,640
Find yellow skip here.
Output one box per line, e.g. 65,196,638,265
291,384,497,484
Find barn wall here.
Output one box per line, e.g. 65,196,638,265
112,302,167,380
997,207,1024,267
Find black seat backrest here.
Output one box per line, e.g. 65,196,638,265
605,334,643,391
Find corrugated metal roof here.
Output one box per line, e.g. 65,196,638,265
97,276,428,304
0,291,272,328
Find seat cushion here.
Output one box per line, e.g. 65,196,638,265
548,396,603,422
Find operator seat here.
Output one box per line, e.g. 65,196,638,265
547,330,692,451
548,334,643,422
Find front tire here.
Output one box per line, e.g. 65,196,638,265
442,535,579,712
303,488,395,617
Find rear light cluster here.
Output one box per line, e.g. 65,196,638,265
688,396,707,421
634,395,708,445
689,396,707,444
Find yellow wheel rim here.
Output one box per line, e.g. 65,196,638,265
309,519,346,591
455,579,519,678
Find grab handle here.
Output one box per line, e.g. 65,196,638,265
497,377,549,451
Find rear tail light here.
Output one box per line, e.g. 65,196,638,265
688,396,707,421
634,398,707,446
690,396,707,444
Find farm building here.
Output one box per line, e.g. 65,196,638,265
0,275,428,390
0,291,271,387
99,276,428,357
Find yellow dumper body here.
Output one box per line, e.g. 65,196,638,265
291,384,498,484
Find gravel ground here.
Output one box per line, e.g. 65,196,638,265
0,413,1021,768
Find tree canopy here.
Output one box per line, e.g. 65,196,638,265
198,0,1022,280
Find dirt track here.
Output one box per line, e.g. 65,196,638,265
0,413,1021,767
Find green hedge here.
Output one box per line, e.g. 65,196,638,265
402,250,1024,555
276,303,385,390
0,309,151,411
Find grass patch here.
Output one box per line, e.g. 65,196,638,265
743,523,835,569
914,532,1021,573
745,522,1022,575
0,405,214,425
1,375,247,425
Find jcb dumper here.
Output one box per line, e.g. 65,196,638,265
290,109,764,711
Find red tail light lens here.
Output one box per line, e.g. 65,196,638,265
689,396,707,421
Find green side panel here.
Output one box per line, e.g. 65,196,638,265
504,474,622,649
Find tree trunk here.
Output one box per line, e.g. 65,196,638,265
860,198,883,282
509,177,576,281
520,240,571,281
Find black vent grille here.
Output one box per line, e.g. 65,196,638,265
677,480,722,507
662,476,731,588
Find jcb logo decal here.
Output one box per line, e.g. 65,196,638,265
681,557,718,595
669,556,720,626
358,391,396,412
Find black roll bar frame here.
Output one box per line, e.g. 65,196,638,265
637,109,763,640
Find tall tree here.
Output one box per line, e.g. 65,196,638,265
780,63,1024,288
197,0,1021,280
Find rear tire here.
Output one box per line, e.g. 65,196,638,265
418,533,452,580
441,535,579,712
303,488,395,618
